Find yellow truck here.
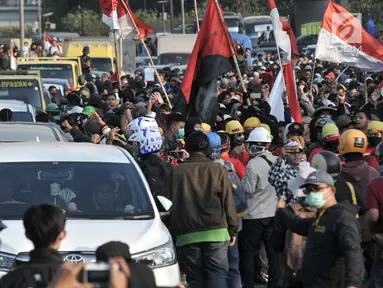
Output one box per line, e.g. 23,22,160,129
64,41,115,74
17,58,81,89
0,71,46,110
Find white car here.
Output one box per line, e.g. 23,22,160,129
0,100,36,122
0,142,180,287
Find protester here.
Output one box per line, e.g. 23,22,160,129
0,204,66,287
169,131,238,287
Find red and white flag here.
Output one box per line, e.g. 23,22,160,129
115,1,154,40
315,1,383,72
44,33,52,51
99,0,119,30
268,69,285,121
267,0,299,65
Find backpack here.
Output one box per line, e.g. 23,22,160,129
284,202,316,281
223,161,248,218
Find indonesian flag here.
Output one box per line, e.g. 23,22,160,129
316,1,383,72
99,0,119,30
44,33,52,51
267,0,299,64
115,1,154,40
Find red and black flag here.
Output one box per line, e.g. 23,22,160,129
180,0,235,126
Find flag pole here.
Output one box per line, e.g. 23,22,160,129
113,30,123,91
194,0,200,32
117,0,172,109
213,0,248,104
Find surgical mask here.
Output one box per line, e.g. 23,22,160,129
176,128,185,140
305,190,329,209
194,128,203,132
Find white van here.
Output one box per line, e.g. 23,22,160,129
0,142,180,287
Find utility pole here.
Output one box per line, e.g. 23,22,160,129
20,0,25,55
181,0,185,34
38,0,42,42
169,0,174,33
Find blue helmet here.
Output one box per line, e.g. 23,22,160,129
207,132,222,152
128,117,163,155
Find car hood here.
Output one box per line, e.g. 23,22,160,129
0,218,169,255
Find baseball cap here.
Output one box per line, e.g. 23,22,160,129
52,37,58,42
81,106,97,116
288,122,304,136
260,66,267,71
300,170,334,188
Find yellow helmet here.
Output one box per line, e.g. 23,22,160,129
368,121,383,133
260,123,274,140
202,123,211,134
322,123,339,138
225,120,244,135
338,129,367,156
244,117,261,130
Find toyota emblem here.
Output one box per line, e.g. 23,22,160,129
64,254,84,263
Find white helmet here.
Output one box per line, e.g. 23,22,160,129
246,127,272,143
246,127,271,157
128,117,163,155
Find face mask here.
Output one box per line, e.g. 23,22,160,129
305,190,329,209
176,128,185,140
234,134,244,145
368,137,381,147
246,143,265,158
194,128,203,132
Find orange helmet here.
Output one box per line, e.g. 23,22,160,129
338,129,367,156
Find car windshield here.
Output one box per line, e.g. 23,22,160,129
0,162,155,220
0,79,42,109
91,58,113,73
158,53,190,65
19,64,74,84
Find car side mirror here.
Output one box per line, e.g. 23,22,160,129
157,196,172,212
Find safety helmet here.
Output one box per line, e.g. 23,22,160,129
367,121,383,146
322,123,339,138
207,132,222,152
246,127,271,156
260,123,274,140
315,117,335,128
45,103,59,113
202,123,211,134
375,142,383,165
246,127,272,143
225,120,244,135
311,150,342,180
368,121,383,134
128,117,163,155
243,117,261,130
338,129,367,156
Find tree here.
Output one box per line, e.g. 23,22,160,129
347,0,383,30
61,9,109,36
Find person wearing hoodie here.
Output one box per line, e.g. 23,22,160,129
240,127,280,288
276,170,364,288
337,129,378,277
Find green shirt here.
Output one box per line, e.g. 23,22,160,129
176,228,230,247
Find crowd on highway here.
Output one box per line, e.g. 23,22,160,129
1,20,383,288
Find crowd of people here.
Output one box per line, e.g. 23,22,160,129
2,35,383,287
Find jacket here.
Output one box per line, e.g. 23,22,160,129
242,151,278,219
169,153,238,237
0,248,62,288
137,153,173,199
275,203,364,288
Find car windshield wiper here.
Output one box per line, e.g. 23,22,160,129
118,214,154,220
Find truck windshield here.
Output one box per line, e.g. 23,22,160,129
18,64,74,85
0,79,42,109
0,162,155,220
91,58,113,73
158,53,190,65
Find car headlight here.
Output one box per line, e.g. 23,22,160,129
132,238,177,269
0,252,16,271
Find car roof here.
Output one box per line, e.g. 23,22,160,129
0,142,131,163
0,122,66,142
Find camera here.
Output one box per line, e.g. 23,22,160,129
79,262,110,286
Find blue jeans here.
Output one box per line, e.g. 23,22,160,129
179,241,229,288
228,238,241,288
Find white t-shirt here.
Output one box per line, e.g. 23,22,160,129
48,45,63,56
